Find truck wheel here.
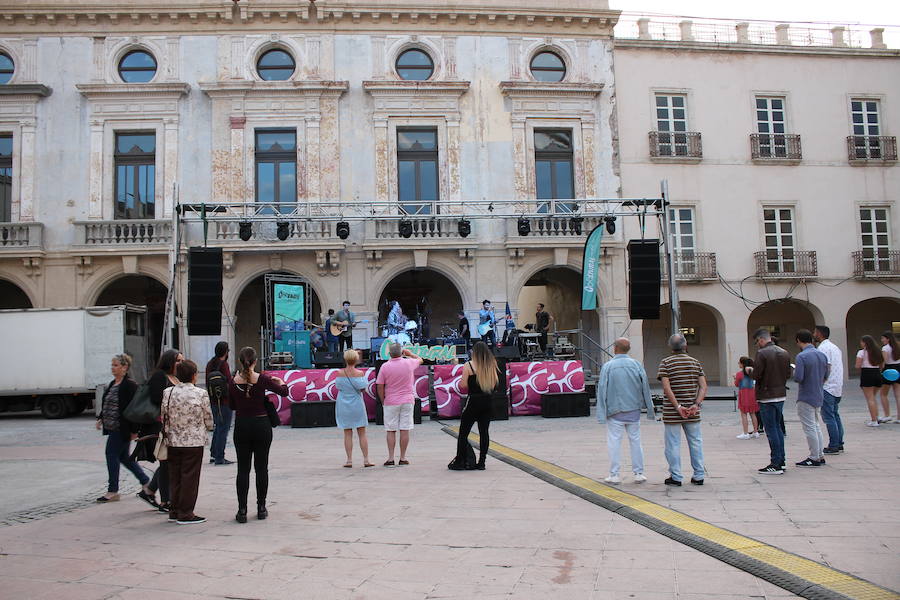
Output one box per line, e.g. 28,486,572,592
66,397,86,416
41,396,68,419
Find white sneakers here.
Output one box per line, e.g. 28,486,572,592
633,474,647,483
604,474,646,484
877,417,894,424
736,432,760,439
866,420,880,427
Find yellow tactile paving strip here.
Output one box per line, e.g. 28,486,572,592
445,426,900,600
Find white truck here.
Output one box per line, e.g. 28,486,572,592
0,305,151,419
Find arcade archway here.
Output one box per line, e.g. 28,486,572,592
377,269,463,341
96,275,170,361
747,299,820,358
643,301,724,384
0,279,32,309
233,273,322,359
846,297,900,377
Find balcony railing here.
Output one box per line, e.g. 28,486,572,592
750,133,802,161
74,220,172,246
373,217,464,239
0,222,43,251
754,250,817,278
512,216,603,237
852,250,900,278
662,251,718,281
847,136,898,162
214,220,336,242
649,131,702,159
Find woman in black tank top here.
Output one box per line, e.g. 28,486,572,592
449,342,499,470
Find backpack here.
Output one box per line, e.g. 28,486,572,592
207,362,228,405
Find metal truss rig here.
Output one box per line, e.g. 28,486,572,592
176,197,665,223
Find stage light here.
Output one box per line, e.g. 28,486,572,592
570,217,583,235
517,217,531,236
605,216,617,235
239,221,253,241
336,221,350,240
276,221,290,241
457,219,471,238
398,219,413,238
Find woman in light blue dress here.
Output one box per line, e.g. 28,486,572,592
335,349,373,468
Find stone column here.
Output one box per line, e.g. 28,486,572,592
775,24,791,46
162,118,178,217
511,117,528,201
320,96,341,202
870,28,886,49
371,36,386,79
736,22,750,44
91,37,105,82
229,36,244,79
18,120,36,220
229,116,246,210
637,18,651,40
22,39,38,83
679,20,694,42
373,118,389,202
508,37,522,79
581,119,597,198
305,118,321,202
447,119,461,204
88,120,104,218
831,27,847,48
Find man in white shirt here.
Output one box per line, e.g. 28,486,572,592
814,325,844,454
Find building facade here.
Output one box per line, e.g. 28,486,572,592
0,1,897,382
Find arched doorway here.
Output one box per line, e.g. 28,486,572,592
747,299,819,358
96,275,170,361
0,279,32,309
643,302,723,384
377,269,463,342
845,297,900,377
234,273,322,361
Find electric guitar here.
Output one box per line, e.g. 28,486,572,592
330,319,369,337
477,313,509,337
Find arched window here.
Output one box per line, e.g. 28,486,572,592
396,49,434,81
530,51,566,82
0,53,15,84
257,49,295,81
118,50,157,83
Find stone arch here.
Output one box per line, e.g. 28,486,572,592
0,276,34,309
245,36,306,82
225,266,325,320
107,38,167,84
370,258,473,312
376,267,464,341
508,257,588,309
644,301,726,384
845,296,900,377
83,265,169,307
747,299,823,359
94,274,171,360
386,37,445,81
523,40,577,84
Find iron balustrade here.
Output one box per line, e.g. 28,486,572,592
649,131,702,158
74,220,172,246
662,251,717,280
374,217,463,239
852,250,900,277
754,250,818,278
513,215,603,236
750,133,802,160
847,135,898,162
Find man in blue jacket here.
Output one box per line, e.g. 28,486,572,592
793,329,829,467
596,338,656,484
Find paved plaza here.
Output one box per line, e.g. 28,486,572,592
0,387,898,599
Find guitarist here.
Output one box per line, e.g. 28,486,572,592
478,300,499,349
334,301,357,352
324,309,340,353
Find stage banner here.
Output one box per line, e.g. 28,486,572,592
273,283,305,347
433,364,465,418
507,360,585,415
581,224,604,310
545,360,585,394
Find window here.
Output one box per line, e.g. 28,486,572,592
763,208,795,272
850,99,882,158
0,53,13,85
530,51,566,82
257,49,295,81
118,50,157,83
255,130,297,214
678,327,698,345
860,207,891,272
755,97,788,157
534,130,575,214
397,129,438,215
0,135,11,222
654,94,689,156
396,49,434,81
668,207,695,273
114,132,156,220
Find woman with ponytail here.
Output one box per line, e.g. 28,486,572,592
228,347,288,523
448,341,500,471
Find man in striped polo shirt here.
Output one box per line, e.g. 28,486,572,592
657,334,708,486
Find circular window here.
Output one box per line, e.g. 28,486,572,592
530,51,566,82
118,50,157,83
396,49,434,81
257,49,295,81
0,53,14,85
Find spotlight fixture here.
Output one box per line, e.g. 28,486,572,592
569,217,583,235
517,217,531,236
398,219,413,239
276,221,290,241
457,219,471,238
604,216,617,235
336,221,350,240
239,221,253,241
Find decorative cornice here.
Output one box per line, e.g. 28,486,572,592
76,82,191,99
362,80,470,96
614,38,900,59
499,81,603,98
200,80,349,98
0,84,53,98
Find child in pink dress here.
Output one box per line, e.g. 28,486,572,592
735,357,760,439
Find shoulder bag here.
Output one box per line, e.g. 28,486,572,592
123,382,160,424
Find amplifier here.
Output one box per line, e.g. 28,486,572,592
541,393,590,418
291,401,337,428
313,351,344,368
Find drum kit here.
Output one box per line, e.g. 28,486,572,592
384,319,419,345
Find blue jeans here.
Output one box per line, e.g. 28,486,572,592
105,430,149,493
821,392,843,449
607,418,644,477
327,340,339,354
663,421,704,482
759,401,785,466
210,403,233,463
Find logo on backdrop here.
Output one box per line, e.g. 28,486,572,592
378,339,455,362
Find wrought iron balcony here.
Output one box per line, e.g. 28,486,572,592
649,131,702,159
754,250,817,278
74,220,172,247
750,133,802,161
372,217,465,240
0,222,43,252
852,250,900,278
847,135,898,162
662,252,718,281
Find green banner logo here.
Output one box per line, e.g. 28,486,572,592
581,224,604,310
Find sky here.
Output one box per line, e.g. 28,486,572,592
609,0,900,47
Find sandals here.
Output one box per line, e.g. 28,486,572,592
364,462,375,468
398,459,410,465
96,493,120,503
343,462,353,468
383,459,395,466
136,490,160,509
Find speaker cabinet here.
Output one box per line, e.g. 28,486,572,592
291,401,337,428
187,247,223,335
541,393,590,418
313,351,344,368
627,239,661,320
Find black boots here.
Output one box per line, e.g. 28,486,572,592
235,508,247,523
257,503,268,520
476,455,486,470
